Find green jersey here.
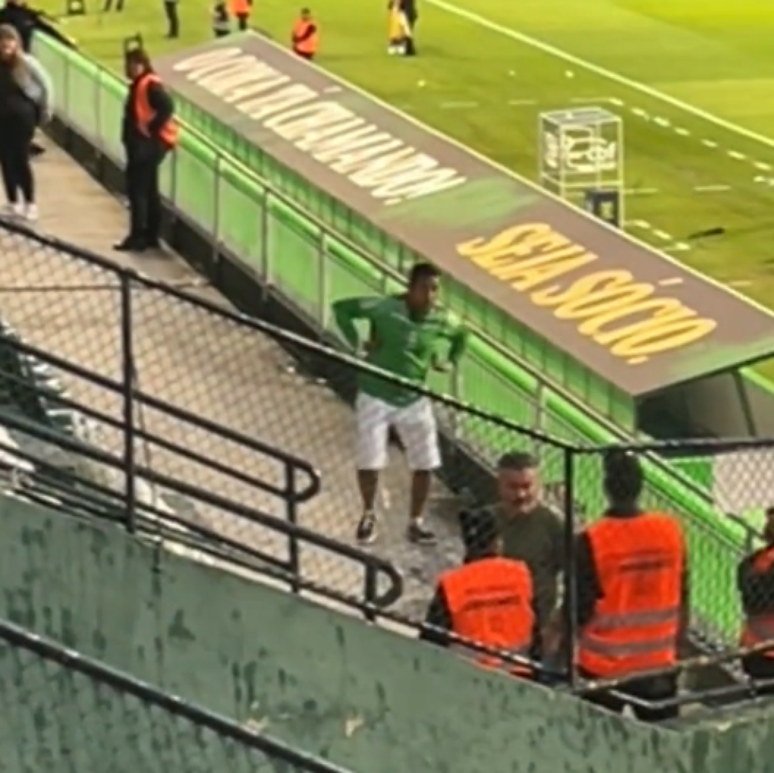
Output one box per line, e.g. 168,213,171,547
332,294,468,406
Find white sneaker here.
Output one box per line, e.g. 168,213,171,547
24,204,38,222
2,202,22,218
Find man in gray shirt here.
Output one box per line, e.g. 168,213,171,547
474,452,565,645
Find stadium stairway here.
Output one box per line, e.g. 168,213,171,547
0,140,754,705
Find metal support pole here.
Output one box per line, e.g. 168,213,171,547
120,275,136,533
562,447,578,687
318,230,329,328
285,465,301,594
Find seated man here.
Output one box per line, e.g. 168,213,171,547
420,508,538,677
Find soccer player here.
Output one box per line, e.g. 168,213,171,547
332,264,468,546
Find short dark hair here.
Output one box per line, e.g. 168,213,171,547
408,262,440,286
603,449,643,501
126,48,152,70
458,508,498,555
497,451,537,472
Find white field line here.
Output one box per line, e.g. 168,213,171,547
426,0,774,153
249,26,772,315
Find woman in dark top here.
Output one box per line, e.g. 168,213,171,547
0,24,51,221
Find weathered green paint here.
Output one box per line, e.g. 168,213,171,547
0,639,312,773
3,494,774,773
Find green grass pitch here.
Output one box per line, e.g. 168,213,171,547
44,0,774,380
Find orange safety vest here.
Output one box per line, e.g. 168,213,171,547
292,18,318,54
739,546,774,658
135,73,178,149
230,0,249,14
440,556,534,677
578,513,684,678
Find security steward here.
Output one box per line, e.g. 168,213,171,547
291,8,318,61
546,450,688,721
738,506,774,694
420,508,537,677
115,48,177,253
229,0,249,31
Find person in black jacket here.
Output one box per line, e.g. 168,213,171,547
115,47,176,252
738,507,774,693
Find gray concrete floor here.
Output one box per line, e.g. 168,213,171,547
0,142,463,622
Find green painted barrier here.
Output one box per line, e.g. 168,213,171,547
34,36,752,641
2,495,772,773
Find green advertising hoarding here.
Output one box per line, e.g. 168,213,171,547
32,33,763,642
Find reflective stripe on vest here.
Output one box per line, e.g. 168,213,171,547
440,556,534,678
134,73,178,148
579,514,684,678
293,20,318,54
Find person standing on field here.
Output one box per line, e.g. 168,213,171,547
163,0,180,38
230,0,249,31
333,263,468,547
291,7,318,60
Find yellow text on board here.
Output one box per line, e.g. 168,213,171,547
455,223,717,366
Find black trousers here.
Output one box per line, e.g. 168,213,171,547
236,12,249,30
0,112,36,204
164,1,179,36
581,670,679,723
125,148,166,242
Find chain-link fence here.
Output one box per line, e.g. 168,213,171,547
575,440,774,656
0,219,574,621
6,218,774,699
0,618,356,773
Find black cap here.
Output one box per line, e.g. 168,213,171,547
603,449,643,501
458,509,498,554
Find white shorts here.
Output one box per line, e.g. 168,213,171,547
355,393,440,472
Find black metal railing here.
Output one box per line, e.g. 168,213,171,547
3,217,774,717
0,617,359,773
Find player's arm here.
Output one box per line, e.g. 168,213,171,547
435,314,468,370
331,297,377,351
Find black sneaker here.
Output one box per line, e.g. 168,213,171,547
356,512,378,545
407,520,436,545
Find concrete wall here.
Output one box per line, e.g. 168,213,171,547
2,494,774,773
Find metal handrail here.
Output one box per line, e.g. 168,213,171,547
0,333,321,503
0,395,403,611
0,618,356,773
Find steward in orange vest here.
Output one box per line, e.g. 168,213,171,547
547,450,688,722
291,7,318,60
420,508,537,678
738,506,774,692
230,0,250,31
116,48,178,253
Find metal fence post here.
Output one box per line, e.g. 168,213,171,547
562,446,578,687
120,274,137,533
94,69,103,153
285,464,301,594
212,152,222,269
535,380,546,430
318,230,329,328
261,187,271,293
